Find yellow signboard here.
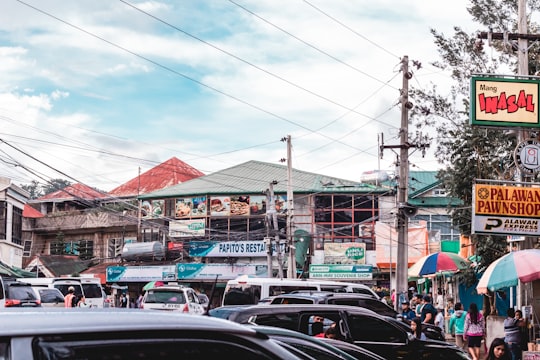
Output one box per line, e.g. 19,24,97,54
473,183,540,236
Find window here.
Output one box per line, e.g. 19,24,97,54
0,202,5,239
348,315,406,343
11,206,22,245
416,214,459,241
314,195,378,247
108,238,123,258
79,240,94,260
23,240,32,257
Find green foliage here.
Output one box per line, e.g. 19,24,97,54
20,179,72,199
409,0,540,283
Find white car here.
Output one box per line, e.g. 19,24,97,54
34,287,64,308
141,285,205,315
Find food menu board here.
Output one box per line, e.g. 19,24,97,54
141,200,164,218
210,196,231,216
176,198,193,218
249,195,266,215
191,196,207,217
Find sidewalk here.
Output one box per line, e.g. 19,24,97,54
444,334,486,358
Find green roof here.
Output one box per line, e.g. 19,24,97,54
140,160,389,199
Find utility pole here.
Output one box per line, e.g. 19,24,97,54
283,135,296,279
268,181,284,279
381,56,427,303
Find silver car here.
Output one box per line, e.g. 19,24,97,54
34,287,64,308
0,309,303,360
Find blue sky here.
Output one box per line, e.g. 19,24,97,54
0,0,471,191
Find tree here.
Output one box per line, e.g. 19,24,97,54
409,0,540,314
21,180,43,199
42,179,72,195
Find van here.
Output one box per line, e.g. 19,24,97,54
222,276,379,306
17,277,106,308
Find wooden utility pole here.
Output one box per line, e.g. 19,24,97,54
285,135,296,279
381,56,428,302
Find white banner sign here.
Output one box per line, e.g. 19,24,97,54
169,220,205,237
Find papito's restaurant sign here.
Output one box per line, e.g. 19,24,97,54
470,76,540,128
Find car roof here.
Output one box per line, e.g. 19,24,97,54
210,304,378,319
0,309,269,337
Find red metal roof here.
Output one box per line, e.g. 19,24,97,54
36,183,109,201
23,204,44,218
109,157,204,197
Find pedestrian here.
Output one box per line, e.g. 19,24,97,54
119,293,128,308
447,298,455,316
390,289,396,305
486,337,511,360
64,286,76,308
401,300,416,321
449,302,468,351
463,302,485,360
136,293,144,308
77,295,90,308
420,295,437,325
435,289,444,312
413,293,423,317
504,308,526,360
434,308,445,334
410,317,427,340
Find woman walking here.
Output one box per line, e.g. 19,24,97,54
464,303,486,360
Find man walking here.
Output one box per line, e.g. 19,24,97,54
420,295,437,325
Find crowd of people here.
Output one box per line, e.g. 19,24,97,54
394,287,529,360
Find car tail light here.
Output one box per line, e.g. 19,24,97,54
182,303,189,313
5,299,21,307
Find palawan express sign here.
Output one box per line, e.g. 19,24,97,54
472,183,540,236
470,76,539,128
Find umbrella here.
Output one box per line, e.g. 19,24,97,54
408,252,469,278
142,280,164,291
476,249,540,294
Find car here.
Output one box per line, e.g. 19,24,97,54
270,292,396,317
141,284,205,314
270,292,444,341
33,287,64,308
251,325,386,360
0,308,305,359
209,304,468,359
0,277,41,308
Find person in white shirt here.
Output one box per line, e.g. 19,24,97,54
435,308,446,334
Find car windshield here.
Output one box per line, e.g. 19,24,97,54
38,289,64,303
145,291,186,304
8,286,38,300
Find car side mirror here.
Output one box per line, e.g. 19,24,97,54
407,332,415,342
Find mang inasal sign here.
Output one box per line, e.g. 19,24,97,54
470,76,539,128
472,183,540,236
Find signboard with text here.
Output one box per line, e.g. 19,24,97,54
177,263,267,280
470,76,540,128
309,264,373,280
472,183,540,236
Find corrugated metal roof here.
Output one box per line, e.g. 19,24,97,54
35,183,109,202
23,204,44,218
140,160,388,199
408,171,441,198
109,157,204,197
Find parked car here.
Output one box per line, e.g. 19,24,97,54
34,287,64,308
209,304,468,359
0,308,304,359
0,277,41,308
141,284,205,314
251,325,386,360
270,292,396,317
269,292,444,341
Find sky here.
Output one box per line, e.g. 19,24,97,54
0,0,474,192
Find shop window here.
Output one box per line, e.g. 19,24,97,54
11,206,22,245
0,202,5,239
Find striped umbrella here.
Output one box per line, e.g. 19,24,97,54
408,252,469,277
477,249,540,294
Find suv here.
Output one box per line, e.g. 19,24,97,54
209,304,468,359
141,285,205,314
0,277,41,308
34,287,64,308
0,309,301,359
270,292,396,317
269,292,444,341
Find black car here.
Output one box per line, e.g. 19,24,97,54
0,308,303,360
269,291,444,341
209,304,468,360
0,277,41,308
